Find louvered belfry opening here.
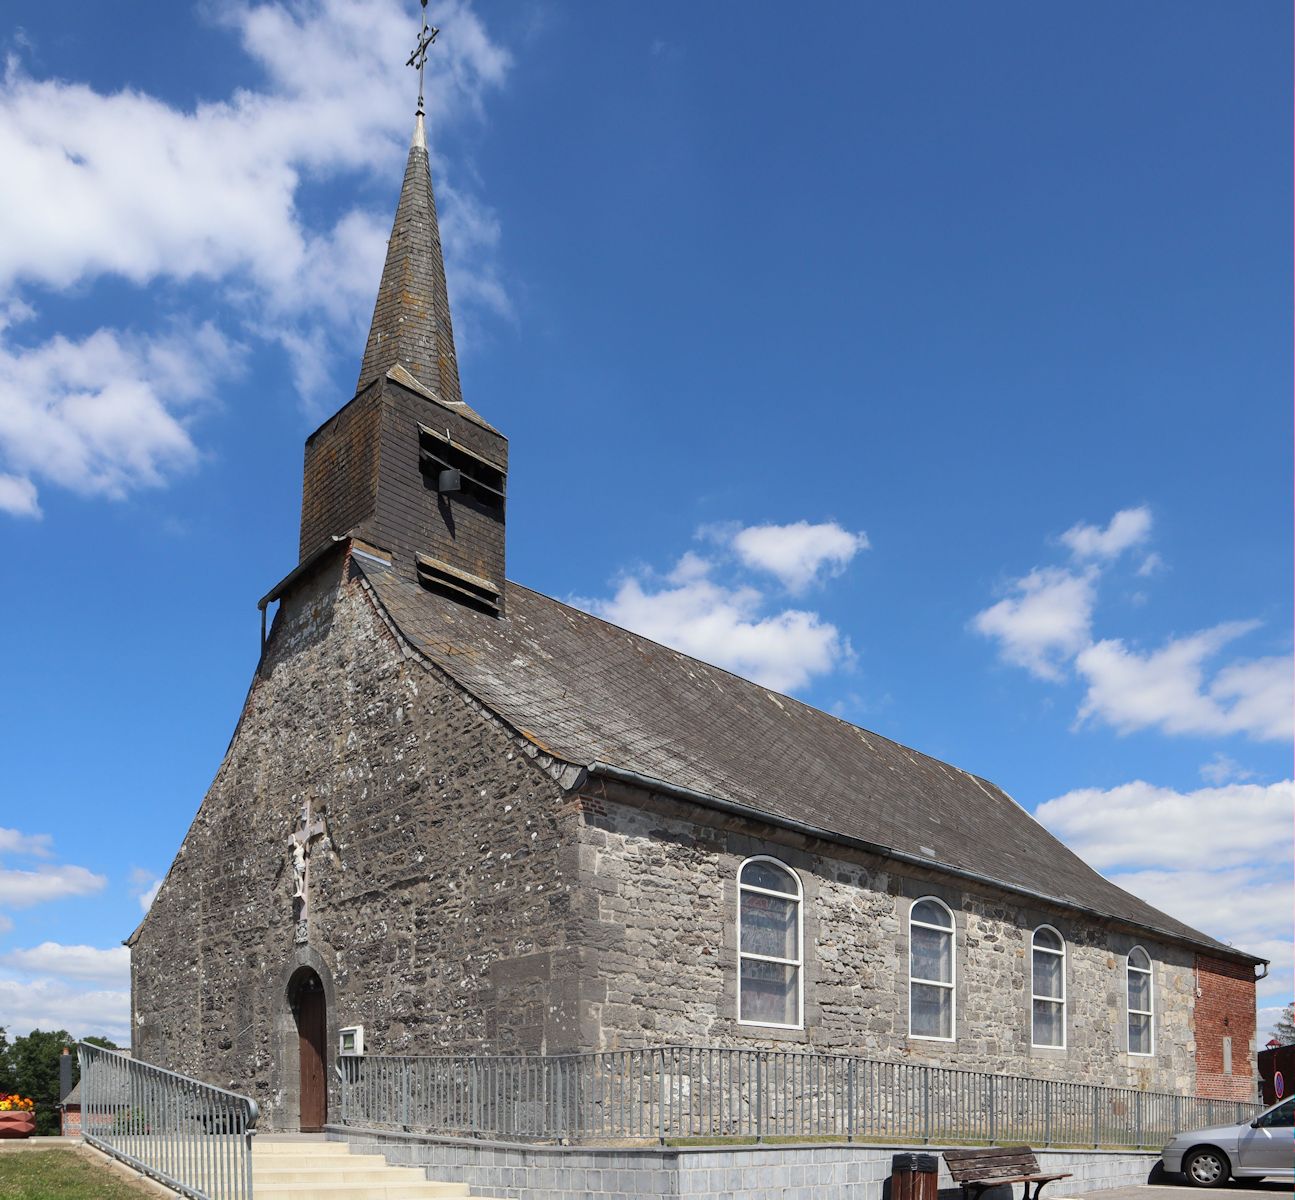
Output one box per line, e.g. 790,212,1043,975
297,113,508,615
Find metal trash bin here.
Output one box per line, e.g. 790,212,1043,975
892,1152,939,1200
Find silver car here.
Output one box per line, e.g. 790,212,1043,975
1161,1096,1294,1186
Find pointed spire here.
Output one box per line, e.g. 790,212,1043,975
356,113,463,405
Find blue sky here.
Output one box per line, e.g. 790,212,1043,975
0,1,1289,1048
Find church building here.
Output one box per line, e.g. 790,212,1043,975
128,103,1264,1133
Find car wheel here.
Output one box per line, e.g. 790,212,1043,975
1183,1147,1230,1187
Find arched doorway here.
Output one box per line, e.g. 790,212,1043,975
288,966,327,1131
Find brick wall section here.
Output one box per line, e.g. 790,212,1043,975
131,553,576,1129
1194,954,1257,1100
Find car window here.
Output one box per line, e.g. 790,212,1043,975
1257,1099,1294,1128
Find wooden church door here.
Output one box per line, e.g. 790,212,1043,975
291,969,328,1131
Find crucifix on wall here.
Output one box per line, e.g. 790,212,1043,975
289,797,329,944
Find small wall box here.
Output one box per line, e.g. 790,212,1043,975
338,1026,365,1056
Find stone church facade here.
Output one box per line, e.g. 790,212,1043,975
129,112,1263,1132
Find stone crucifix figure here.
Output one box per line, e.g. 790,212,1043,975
288,797,328,943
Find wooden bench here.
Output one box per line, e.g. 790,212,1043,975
943,1146,1072,1200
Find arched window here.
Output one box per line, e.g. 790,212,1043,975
909,897,955,1040
737,857,803,1028
1031,926,1066,1048
1127,947,1153,1055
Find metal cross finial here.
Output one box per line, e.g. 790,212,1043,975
407,0,439,117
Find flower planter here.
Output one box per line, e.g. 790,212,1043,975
0,1111,35,1138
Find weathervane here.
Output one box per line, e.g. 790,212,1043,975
407,0,439,116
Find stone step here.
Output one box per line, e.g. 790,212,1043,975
246,1138,478,1198
254,1184,470,1200
255,1166,430,1186
254,1152,395,1170
254,1139,354,1154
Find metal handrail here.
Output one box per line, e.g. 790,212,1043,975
76,1042,258,1199
338,1044,1261,1148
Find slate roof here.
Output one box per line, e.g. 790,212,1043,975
356,556,1255,962
356,114,464,407
61,1077,132,1107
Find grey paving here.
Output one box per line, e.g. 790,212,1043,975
1081,1184,1289,1200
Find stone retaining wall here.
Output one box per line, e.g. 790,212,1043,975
336,1126,1162,1200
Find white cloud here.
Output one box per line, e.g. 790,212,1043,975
1,943,130,985
0,865,106,909
0,828,52,857
1258,1006,1287,1045
971,566,1096,681
128,867,162,912
975,508,1291,745
0,0,511,511
0,976,130,1043
1060,506,1152,561
0,473,39,517
1199,753,1257,786
579,559,850,693
138,880,162,913
730,520,869,593
0,916,12,935
0,828,106,911
0,322,245,505
574,523,862,693
1037,778,1293,1013
1036,779,1292,873
1076,623,1292,742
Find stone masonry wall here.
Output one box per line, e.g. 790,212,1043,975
131,551,577,1129
342,1130,1163,1200
1193,954,1258,1100
577,786,1211,1092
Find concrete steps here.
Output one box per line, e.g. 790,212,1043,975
253,1139,473,1199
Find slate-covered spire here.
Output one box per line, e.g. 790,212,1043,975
355,113,463,405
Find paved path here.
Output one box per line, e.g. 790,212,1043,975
1082,1183,1289,1200
0,1136,79,1152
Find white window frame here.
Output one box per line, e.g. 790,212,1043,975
908,896,956,1042
1127,946,1154,1057
1030,925,1066,1049
736,855,804,1030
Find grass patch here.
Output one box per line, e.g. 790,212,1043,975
0,1149,158,1198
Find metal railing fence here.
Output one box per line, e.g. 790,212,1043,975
77,1042,258,1200
339,1045,1260,1147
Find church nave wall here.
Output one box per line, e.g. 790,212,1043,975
576,790,1199,1093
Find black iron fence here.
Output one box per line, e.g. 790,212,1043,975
339,1045,1259,1147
